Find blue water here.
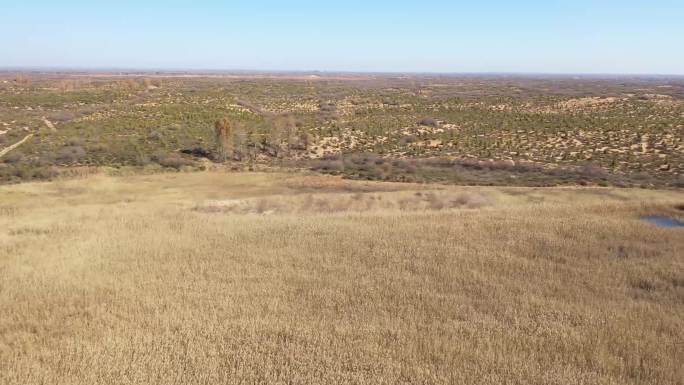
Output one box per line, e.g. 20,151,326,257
641,215,684,228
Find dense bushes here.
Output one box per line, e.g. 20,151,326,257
56,146,86,163
308,153,633,186
151,152,195,169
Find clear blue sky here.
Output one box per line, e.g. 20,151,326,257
3,0,683,74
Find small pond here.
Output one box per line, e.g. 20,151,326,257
641,215,684,228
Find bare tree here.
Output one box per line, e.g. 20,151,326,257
214,117,233,162
232,123,246,161
271,114,297,157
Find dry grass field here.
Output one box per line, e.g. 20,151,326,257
1,171,683,384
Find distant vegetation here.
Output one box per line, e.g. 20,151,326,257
0,72,682,187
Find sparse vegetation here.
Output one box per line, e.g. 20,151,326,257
0,72,681,186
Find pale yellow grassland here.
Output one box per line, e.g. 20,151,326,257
1,172,683,384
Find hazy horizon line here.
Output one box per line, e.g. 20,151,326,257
1,66,683,78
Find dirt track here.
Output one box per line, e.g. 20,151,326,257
0,133,33,159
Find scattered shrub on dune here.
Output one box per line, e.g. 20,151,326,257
48,111,77,122
65,137,85,147
417,117,440,127
2,150,24,164
152,152,195,169
56,146,86,163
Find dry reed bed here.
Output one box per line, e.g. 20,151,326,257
1,173,683,384
194,190,492,215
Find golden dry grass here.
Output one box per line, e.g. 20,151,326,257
1,172,683,384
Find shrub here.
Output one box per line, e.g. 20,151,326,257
424,193,445,210
288,133,314,151
88,142,109,153
577,163,607,178
49,111,76,122
154,153,195,169
2,151,24,164
180,147,211,158
319,103,337,112
134,154,151,166
417,117,439,127
34,166,59,179
56,146,86,163
65,137,85,146
236,99,265,115
400,135,418,145
148,131,163,141
511,162,544,173
318,103,339,120
311,159,344,172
